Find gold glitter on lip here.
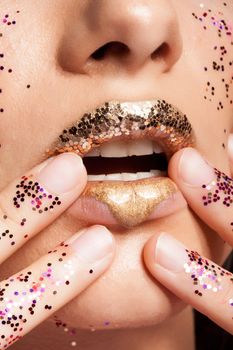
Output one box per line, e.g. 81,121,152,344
46,100,195,159
81,177,178,227
46,100,192,227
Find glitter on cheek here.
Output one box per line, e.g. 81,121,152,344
13,174,62,214
192,3,233,110
192,4,232,37
0,10,20,118
1,13,18,26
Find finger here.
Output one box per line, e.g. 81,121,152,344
0,225,115,349
0,153,87,263
227,134,233,175
144,233,233,335
168,147,233,246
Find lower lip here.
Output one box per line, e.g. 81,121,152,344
67,176,187,228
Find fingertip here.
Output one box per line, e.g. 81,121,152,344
68,225,116,264
168,147,191,180
37,152,87,194
227,134,233,161
88,224,116,251
168,147,215,188
143,233,160,270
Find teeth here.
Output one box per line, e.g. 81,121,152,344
153,143,163,154
128,140,154,156
100,140,128,157
104,173,123,181
122,173,143,181
87,174,107,181
87,170,167,181
93,139,164,158
150,170,167,176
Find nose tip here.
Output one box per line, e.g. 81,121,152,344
92,1,182,70
60,0,183,74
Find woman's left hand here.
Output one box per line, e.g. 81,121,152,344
143,146,233,335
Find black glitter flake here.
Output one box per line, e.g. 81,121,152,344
13,175,62,213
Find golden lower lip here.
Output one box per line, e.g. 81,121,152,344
78,177,178,227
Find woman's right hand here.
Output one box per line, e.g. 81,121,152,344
0,153,115,349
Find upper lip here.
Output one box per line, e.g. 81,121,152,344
46,99,195,160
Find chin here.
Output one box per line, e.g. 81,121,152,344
55,247,186,331
52,210,200,331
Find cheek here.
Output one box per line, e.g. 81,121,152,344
0,9,32,183
176,1,233,117
0,9,21,116
0,3,63,186
191,2,233,110
0,15,17,160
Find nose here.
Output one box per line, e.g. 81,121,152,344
59,0,183,74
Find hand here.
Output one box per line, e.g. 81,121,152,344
0,153,115,349
143,147,233,335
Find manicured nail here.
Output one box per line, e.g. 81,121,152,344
179,148,215,187
37,153,85,194
227,134,233,161
154,233,187,273
71,225,114,263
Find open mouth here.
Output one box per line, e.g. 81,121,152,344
83,139,168,181
47,100,194,228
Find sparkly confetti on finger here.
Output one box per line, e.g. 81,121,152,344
145,232,233,333
13,174,62,214
0,226,114,349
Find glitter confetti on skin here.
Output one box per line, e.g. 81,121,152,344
0,215,29,246
53,316,112,347
13,174,62,213
201,168,233,208
0,241,80,348
192,3,233,111
184,249,233,310
53,315,78,348
0,10,20,117
1,13,17,26
0,5,231,345
192,4,232,37
0,227,15,246
200,168,233,232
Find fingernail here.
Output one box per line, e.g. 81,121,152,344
227,134,233,161
71,225,114,263
37,153,85,194
179,148,215,187
154,233,187,273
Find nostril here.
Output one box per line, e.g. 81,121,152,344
151,42,170,61
91,41,130,60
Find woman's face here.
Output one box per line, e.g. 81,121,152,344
0,0,232,330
